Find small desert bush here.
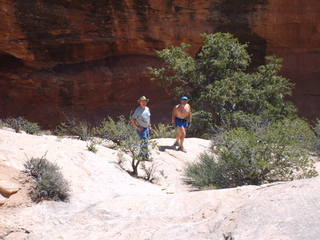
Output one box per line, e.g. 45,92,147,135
74,121,92,141
55,117,92,141
86,139,98,153
24,156,71,202
0,119,5,128
186,118,318,189
54,121,74,137
95,115,158,177
4,116,41,134
151,123,176,138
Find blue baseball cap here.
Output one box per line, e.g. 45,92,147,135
181,96,189,100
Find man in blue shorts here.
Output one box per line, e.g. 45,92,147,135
171,96,192,152
131,96,152,160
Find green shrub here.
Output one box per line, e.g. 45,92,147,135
55,121,74,137
74,121,92,141
151,123,176,138
24,156,71,202
95,115,157,177
86,140,98,153
93,115,136,145
312,118,320,155
4,117,41,134
186,118,318,189
187,110,215,139
55,117,92,141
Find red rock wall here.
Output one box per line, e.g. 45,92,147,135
0,0,319,128
253,0,320,122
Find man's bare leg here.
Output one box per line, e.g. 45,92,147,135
174,129,181,146
177,126,187,152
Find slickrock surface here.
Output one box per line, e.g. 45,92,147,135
0,128,320,240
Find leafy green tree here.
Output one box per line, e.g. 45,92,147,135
148,32,297,133
150,32,317,188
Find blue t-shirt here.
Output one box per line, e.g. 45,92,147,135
131,106,151,128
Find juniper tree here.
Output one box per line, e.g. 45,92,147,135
149,32,317,188
148,32,297,134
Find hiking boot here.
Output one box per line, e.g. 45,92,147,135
178,146,187,153
173,141,179,146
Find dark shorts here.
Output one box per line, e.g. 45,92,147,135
175,117,188,128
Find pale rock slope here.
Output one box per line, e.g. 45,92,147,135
0,128,320,240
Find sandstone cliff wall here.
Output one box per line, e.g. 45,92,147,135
0,0,319,127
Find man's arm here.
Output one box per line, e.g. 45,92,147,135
148,118,152,132
188,105,192,124
172,106,177,124
131,118,141,130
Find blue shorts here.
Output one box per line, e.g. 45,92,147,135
175,117,188,128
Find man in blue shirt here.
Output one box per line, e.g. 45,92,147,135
131,96,152,160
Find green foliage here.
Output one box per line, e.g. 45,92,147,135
186,118,318,189
24,156,71,202
187,110,214,139
93,115,136,145
96,115,157,177
4,117,41,135
208,57,297,130
312,118,320,155
149,32,316,188
86,139,98,153
55,121,73,136
149,32,297,133
151,123,176,138
149,33,250,98
55,117,92,141
74,121,92,141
